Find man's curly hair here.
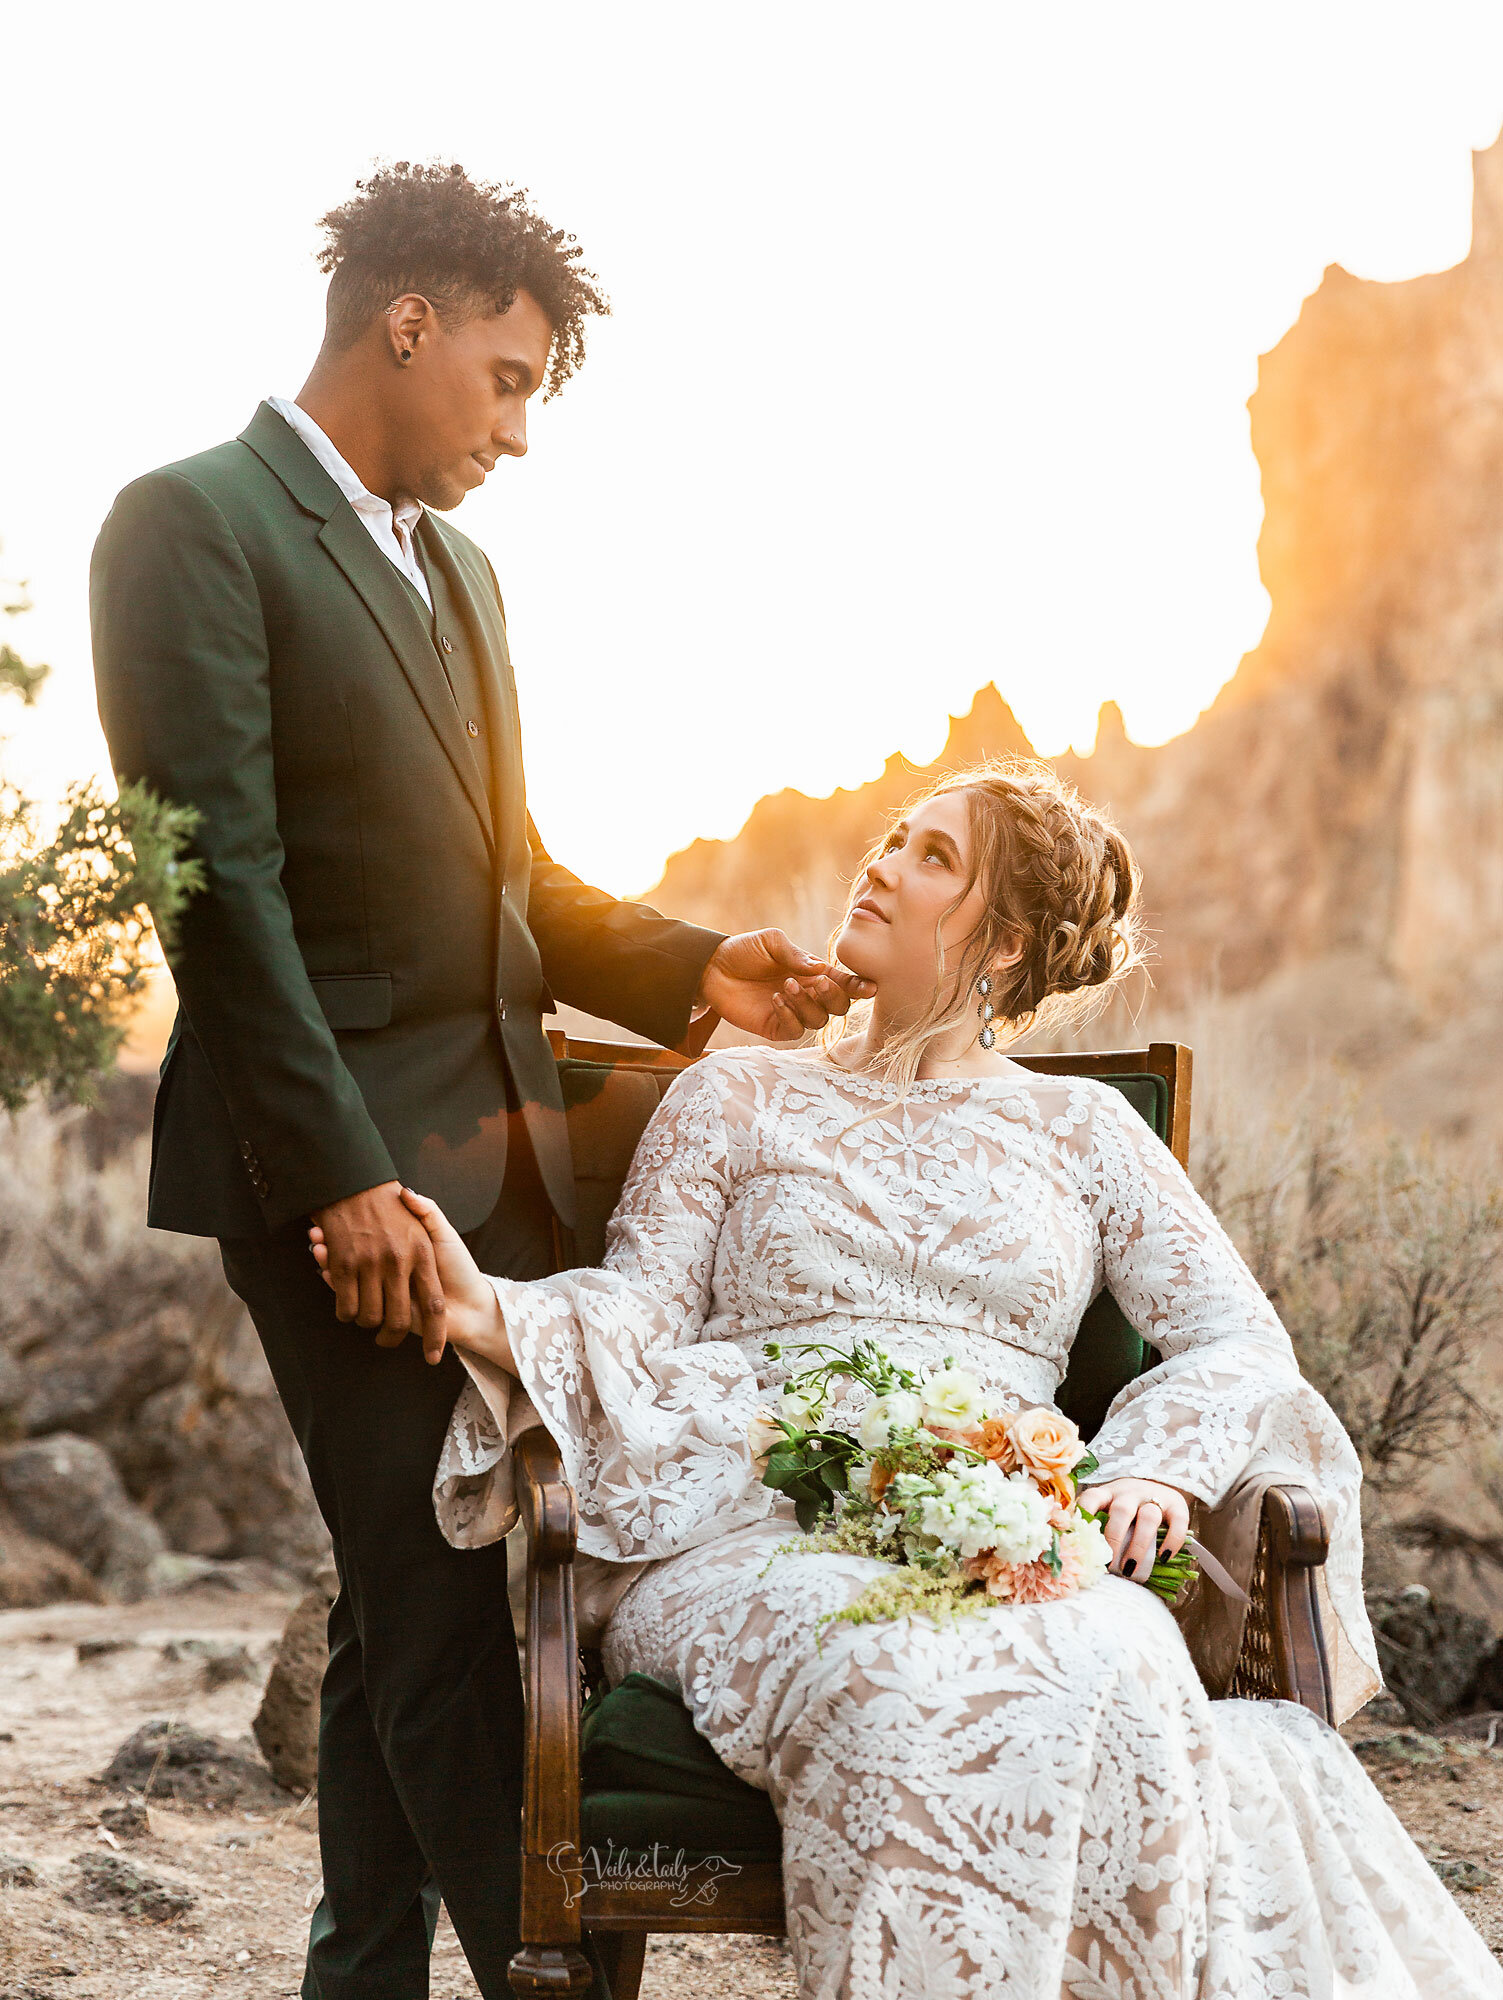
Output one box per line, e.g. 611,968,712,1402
315,162,608,397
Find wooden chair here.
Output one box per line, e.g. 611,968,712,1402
505,1040,1335,1999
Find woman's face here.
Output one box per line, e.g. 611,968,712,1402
834,792,992,1007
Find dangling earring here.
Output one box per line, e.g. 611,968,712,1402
976,972,996,1050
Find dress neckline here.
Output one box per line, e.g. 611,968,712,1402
781,1048,1082,1104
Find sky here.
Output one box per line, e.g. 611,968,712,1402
5,4,1503,894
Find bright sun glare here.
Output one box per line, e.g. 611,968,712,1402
4,3,1503,894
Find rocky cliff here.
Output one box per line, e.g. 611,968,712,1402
648,131,1503,1137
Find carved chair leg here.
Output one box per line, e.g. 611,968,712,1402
506,1944,596,1997
597,1930,648,2000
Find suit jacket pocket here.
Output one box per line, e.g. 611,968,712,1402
310,972,393,1031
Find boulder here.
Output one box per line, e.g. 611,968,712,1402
0,1433,166,1600
252,1567,337,1792
0,1499,101,1609
1367,1587,1495,1725
252,1565,338,1794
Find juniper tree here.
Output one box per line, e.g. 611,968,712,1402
0,559,199,1106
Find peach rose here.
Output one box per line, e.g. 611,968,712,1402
974,1417,1018,1469
1003,1407,1087,1506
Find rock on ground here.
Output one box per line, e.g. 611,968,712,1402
68,1849,197,1921
252,1566,337,1794
100,1718,290,1810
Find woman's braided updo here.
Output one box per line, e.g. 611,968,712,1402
953,760,1142,1028
823,758,1145,1085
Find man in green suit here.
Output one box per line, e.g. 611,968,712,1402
91,163,866,1999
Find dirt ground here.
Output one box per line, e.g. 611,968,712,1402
0,1589,1497,1999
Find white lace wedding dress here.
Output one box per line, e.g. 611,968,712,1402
435,1046,1503,1999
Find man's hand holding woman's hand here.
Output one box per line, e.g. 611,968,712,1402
1075,1477,1191,1583
309,1185,510,1370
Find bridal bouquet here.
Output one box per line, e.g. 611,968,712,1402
749,1337,1197,1630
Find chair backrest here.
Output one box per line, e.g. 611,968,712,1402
546,1035,1192,1442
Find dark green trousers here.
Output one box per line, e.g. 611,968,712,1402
220,1117,605,1999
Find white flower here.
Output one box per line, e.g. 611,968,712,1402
900,1461,1052,1564
1061,1514,1112,1589
858,1390,924,1449
919,1367,987,1431
846,1461,874,1501
747,1405,785,1464
778,1383,826,1431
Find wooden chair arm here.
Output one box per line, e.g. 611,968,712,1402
1226,1482,1334,1724
509,1429,593,1997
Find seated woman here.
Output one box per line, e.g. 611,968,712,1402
317,760,1502,1999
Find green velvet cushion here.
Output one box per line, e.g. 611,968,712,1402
580,1673,781,1862
1055,1072,1166,1438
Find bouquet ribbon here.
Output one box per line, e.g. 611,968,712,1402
1182,1535,1249,1606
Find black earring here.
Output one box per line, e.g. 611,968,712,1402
400,348,412,361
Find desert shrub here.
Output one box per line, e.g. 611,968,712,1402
1194,1083,1503,1574
0,556,201,1108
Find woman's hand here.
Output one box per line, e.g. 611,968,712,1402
309,1188,513,1371
1076,1477,1190,1583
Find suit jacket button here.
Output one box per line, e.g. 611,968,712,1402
466,718,479,737
441,635,454,654
497,1000,507,1022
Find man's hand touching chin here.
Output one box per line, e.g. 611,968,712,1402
697,930,875,1042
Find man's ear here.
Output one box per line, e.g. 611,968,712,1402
385,293,438,366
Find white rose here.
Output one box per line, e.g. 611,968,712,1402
778,1383,825,1431
747,1405,785,1464
858,1390,924,1449
919,1367,987,1430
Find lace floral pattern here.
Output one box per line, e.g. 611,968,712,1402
607,1511,1497,1998
434,1046,1499,1998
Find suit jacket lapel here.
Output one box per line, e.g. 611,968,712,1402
239,404,496,855
421,518,525,831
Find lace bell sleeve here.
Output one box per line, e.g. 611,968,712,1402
434,1056,775,1564
1078,1085,1380,1716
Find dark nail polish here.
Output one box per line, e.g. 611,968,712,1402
1122,1559,1137,1578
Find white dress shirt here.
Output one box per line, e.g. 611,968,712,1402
267,395,432,611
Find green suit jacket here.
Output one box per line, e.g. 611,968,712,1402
91,402,723,1238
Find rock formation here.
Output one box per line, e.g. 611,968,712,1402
647,129,1503,1140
